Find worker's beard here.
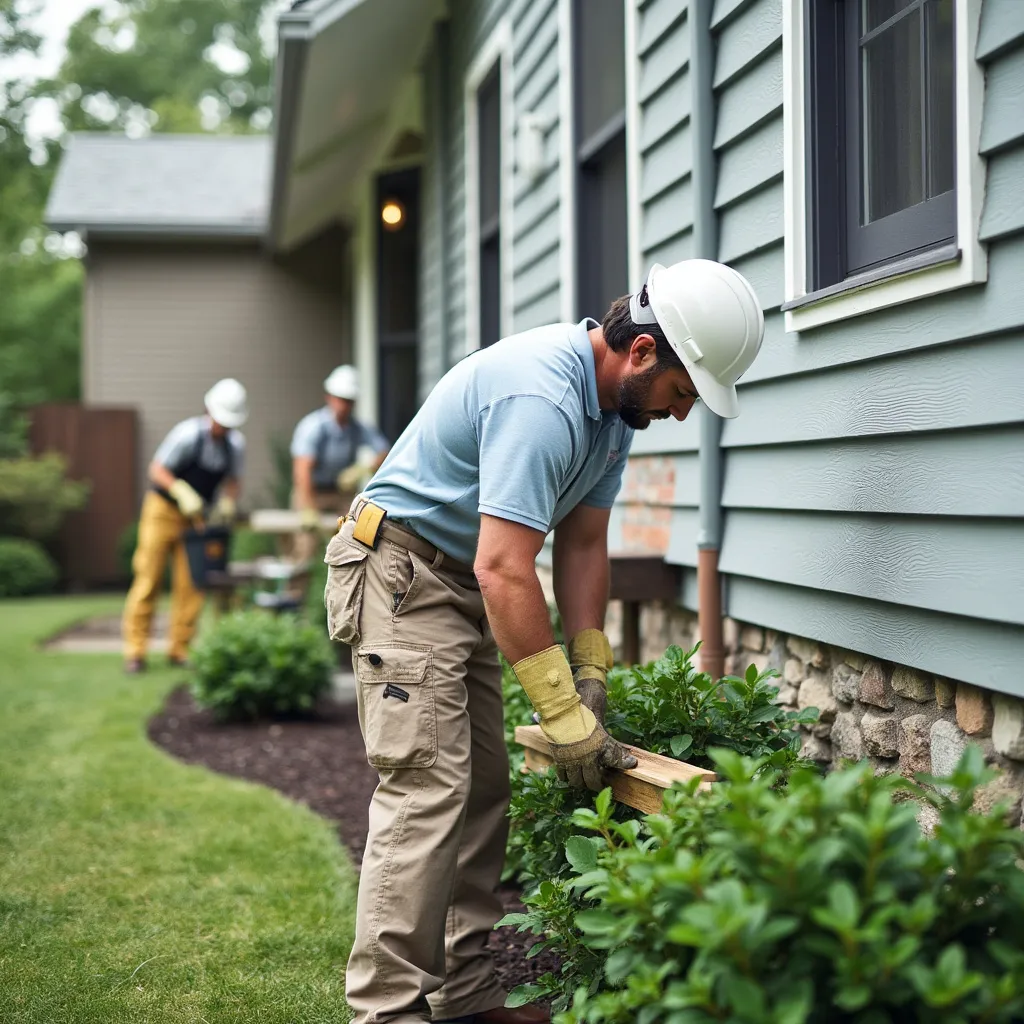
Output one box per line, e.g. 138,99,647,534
617,365,670,430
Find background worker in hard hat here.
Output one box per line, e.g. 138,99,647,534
327,259,765,1024
289,364,389,564
122,378,248,674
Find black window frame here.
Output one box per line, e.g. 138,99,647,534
476,62,502,348
573,0,629,320
805,0,957,292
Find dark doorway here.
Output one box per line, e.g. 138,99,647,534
376,167,420,444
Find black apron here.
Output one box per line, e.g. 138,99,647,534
155,429,233,506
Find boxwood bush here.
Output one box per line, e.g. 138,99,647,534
190,609,334,720
503,644,818,888
502,747,1024,1023
0,537,59,597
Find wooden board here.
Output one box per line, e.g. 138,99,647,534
514,725,715,814
248,509,341,534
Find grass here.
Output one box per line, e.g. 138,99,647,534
0,596,356,1023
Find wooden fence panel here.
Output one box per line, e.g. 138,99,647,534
29,403,138,587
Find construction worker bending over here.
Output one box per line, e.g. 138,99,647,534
122,378,248,673
290,364,389,563
325,259,765,1024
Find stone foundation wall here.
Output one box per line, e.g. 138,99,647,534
605,597,1024,828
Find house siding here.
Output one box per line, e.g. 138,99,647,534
85,241,350,504
418,0,568,391
414,0,1024,699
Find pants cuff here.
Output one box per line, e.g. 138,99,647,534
432,981,508,1021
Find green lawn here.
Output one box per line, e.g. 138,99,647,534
0,597,356,1023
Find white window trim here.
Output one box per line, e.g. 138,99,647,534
782,0,988,333
464,18,514,354
624,0,642,293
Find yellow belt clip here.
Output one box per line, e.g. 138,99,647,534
352,501,387,550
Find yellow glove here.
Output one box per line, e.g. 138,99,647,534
169,479,203,518
300,506,321,532
568,629,615,723
337,463,368,493
212,495,236,524
513,645,636,789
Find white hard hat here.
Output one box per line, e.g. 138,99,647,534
324,365,360,400
629,259,765,419
204,378,249,428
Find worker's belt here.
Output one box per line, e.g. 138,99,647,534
345,496,475,576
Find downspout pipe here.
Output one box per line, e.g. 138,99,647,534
689,0,726,680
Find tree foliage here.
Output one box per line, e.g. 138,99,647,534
0,0,279,440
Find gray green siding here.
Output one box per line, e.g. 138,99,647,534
416,0,1024,695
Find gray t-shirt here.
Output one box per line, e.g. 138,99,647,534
290,406,389,490
364,319,634,564
153,416,245,480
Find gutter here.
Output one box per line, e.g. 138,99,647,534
689,0,726,680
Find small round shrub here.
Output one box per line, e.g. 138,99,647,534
0,537,59,597
190,609,335,720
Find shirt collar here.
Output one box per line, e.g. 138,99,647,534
570,318,602,421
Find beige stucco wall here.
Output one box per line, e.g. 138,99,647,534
83,236,351,507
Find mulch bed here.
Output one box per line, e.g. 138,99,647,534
148,686,560,998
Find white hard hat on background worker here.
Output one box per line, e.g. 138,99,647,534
204,378,249,428
324,365,360,401
629,258,764,418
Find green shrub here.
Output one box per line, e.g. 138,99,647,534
190,610,335,720
0,454,89,541
229,527,277,563
503,748,1024,1022
604,643,816,770
504,645,818,891
0,537,59,597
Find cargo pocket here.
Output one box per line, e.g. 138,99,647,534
324,536,369,645
355,644,435,769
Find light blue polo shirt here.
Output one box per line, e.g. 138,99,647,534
364,319,634,564
291,407,390,490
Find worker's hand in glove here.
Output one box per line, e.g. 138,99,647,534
513,645,637,790
336,463,367,493
209,495,236,525
568,628,615,725
168,479,204,519
300,506,321,532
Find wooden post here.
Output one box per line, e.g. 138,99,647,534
515,724,715,814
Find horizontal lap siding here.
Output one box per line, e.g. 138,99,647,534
511,0,564,332
614,0,696,563
711,0,1024,690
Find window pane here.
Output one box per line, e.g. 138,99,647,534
478,66,501,225
863,0,914,33
574,0,625,145
578,132,628,318
925,0,955,198
862,7,923,223
479,236,500,347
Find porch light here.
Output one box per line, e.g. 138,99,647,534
381,198,405,230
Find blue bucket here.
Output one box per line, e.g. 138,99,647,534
183,525,231,589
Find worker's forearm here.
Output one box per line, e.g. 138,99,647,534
292,459,315,508
553,537,609,638
148,461,177,491
477,566,556,666
222,479,240,501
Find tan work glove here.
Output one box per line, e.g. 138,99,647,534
568,628,615,725
336,463,367,493
513,645,636,790
168,479,203,518
209,495,236,525
300,506,321,532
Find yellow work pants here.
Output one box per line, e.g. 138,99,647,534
122,492,205,661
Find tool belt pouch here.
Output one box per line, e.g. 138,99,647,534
324,527,370,645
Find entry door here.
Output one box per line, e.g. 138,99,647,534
377,167,420,444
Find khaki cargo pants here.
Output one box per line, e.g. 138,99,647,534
325,512,510,1023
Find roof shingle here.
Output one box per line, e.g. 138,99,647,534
45,133,271,238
